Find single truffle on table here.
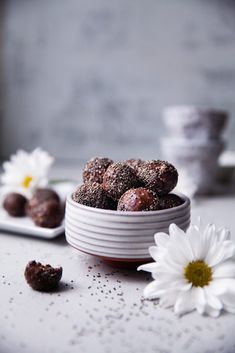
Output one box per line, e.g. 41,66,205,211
31,200,64,228
72,182,114,209
159,193,184,210
117,187,160,212
24,261,62,291
138,160,178,195
3,193,27,217
102,162,140,201
83,157,113,184
26,188,60,217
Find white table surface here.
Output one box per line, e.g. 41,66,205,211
1,190,235,353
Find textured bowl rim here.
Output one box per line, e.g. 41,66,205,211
162,105,228,117
67,191,190,216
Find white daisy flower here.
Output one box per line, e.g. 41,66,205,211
138,219,235,317
1,148,54,198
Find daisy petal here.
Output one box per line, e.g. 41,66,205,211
199,224,217,260
206,241,235,267
216,227,231,241
166,242,193,266
187,225,201,259
204,287,223,310
143,280,166,299
169,223,186,240
159,290,179,308
213,261,235,278
174,289,196,316
137,262,158,273
220,292,235,313
196,216,204,233
155,272,185,285
168,225,194,263
208,278,235,295
154,232,169,247
194,287,206,314
149,246,163,261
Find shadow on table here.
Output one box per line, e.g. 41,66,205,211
77,253,152,285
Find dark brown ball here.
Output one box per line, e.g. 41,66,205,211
72,182,114,209
31,200,64,228
138,160,178,195
159,193,184,210
26,188,60,217
3,193,27,217
103,162,140,201
124,159,145,176
83,157,113,184
24,261,62,291
117,187,160,212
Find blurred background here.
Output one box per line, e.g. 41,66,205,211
0,0,235,165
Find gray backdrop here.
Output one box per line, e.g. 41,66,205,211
1,0,235,164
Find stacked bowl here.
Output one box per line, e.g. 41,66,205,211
65,191,190,266
161,106,229,194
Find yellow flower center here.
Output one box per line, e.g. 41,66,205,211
184,260,212,287
22,175,33,189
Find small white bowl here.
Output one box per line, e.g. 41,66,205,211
162,106,228,140
65,192,190,267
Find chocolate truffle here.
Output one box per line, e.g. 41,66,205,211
24,261,62,291
3,193,27,217
83,157,113,184
26,188,60,217
159,193,183,210
124,159,145,175
103,162,140,201
117,187,160,212
72,182,113,209
31,200,63,228
138,160,178,195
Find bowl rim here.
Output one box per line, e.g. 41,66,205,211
67,191,190,216
162,105,228,118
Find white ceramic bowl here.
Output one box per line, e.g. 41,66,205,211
65,192,191,266
162,106,228,140
161,138,225,194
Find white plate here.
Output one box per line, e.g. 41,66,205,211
0,210,65,238
0,181,75,239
